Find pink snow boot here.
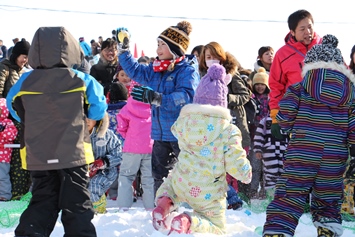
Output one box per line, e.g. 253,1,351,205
152,196,176,233
168,213,191,235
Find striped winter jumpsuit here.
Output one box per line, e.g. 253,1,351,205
263,62,355,237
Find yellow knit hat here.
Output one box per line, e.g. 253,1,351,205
253,67,269,89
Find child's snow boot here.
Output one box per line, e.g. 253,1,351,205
168,213,191,235
93,194,107,214
317,226,335,237
152,196,176,233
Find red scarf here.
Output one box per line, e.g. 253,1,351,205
153,56,185,72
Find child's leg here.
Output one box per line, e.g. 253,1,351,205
249,150,262,198
116,153,141,208
311,155,347,236
15,170,61,236
140,153,155,209
88,168,117,202
0,163,11,200
263,161,316,236
188,198,227,235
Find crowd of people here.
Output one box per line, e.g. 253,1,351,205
0,8,355,237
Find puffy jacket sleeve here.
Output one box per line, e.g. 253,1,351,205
224,125,252,184
118,51,154,85
276,83,301,133
81,73,107,120
160,65,199,110
0,64,8,98
227,73,250,107
269,51,286,111
105,131,122,168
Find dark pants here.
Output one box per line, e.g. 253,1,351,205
15,165,96,237
151,141,180,196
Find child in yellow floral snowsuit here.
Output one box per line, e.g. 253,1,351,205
151,64,252,235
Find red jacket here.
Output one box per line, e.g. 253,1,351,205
269,32,322,112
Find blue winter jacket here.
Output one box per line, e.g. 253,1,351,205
119,52,200,141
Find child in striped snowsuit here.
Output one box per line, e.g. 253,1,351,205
253,116,288,199
263,34,355,237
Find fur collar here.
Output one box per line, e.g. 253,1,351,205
180,104,232,121
95,112,109,138
302,62,355,85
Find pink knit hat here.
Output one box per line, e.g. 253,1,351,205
193,63,228,107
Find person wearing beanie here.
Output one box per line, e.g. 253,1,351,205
263,34,355,237
269,10,322,141
251,67,289,201
117,21,199,199
198,41,253,203
151,63,251,234
0,37,31,202
79,37,92,59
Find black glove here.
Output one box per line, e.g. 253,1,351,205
350,145,355,157
345,157,355,182
131,85,162,106
271,123,283,140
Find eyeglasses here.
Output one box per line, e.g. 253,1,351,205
103,48,118,53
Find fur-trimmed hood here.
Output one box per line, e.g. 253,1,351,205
301,61,355,106
93,112,109,138
174,103,233,146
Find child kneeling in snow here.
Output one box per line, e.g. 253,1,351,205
87,113,122,213
152,63,252,235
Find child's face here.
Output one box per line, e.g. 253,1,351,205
86,118,96,133
116,70,131,86
254,83,267,95
260,50,274,65
156,40,173,60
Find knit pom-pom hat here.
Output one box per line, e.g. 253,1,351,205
193,63,228,107
158,21,192,57
304,34,343,65
253,67,269,88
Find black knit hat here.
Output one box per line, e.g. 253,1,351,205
158,21,192,57
12,38,30,56
109,82,128,102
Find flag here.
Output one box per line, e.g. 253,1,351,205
141,50,145,57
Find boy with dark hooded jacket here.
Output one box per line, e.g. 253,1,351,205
6,26,107,237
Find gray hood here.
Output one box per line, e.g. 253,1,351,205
29,26,83,69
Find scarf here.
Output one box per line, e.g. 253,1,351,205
153,56,185,72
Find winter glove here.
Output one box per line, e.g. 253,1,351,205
89,157,110,178
131,85,162,106
271,123,283,140
345,157,355,183
116,27,130,44
117,28,130,55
